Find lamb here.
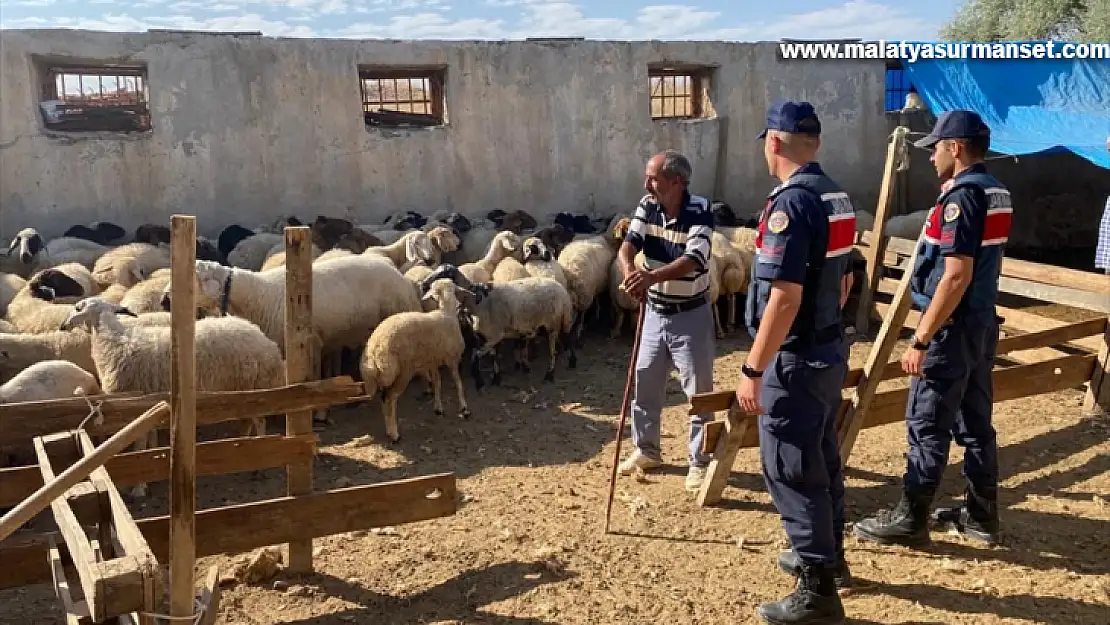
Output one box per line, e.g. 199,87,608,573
91,242,171,289
458,230,520,284
0,360,100,404
162,256,421,383
60,297,284,497
359,278,472,443
463,276,576,388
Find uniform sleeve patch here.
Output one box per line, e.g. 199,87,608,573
766,210,789,234
943,202,961,223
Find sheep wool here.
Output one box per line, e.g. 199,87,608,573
92,242,171,289
359,278,472,442
1,273,26,317
0,360,100,404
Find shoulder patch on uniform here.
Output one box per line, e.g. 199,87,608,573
943,202,961,223
766,210,789,234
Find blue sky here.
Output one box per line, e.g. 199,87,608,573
0,0,961,40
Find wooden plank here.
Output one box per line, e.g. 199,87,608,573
690,317,1107,426
698,354,1096,454
49,539,92,625
74,430,160,625
837,225,923,463
32,437,145,622
1082,322,1110,417
0,376,362,447
696,401,752,506
861,231,1110,297
0,403,168,541
996,275,1110,314
169,214,198,619
0,434,317,508
283,225,315,573
197,565,221,625
855,125,905,333
1,473,458,589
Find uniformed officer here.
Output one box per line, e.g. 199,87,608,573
854,109,1009,547
738,99,856,625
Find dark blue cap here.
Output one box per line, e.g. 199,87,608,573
757,99,821,139
914,109,990,148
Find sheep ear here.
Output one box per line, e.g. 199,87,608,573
6,238,17,254
404,235,420,262
130,265,145,284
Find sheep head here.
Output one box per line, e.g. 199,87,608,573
427,225,460,254
60,297,137,331
421,277,474,313
160,260,230,313
7,228,43,265
490,231,520,261
521,237,552,263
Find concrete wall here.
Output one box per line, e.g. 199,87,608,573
0,29,892,241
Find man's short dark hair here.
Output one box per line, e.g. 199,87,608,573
659,149,692,187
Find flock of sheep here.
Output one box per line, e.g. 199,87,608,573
0,201,892,500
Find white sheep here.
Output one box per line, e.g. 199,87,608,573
363,230,437,269
260,242,323,271
4,284,77,334
0,319,15,333
449,224,499,265
60,297,284,497
520,237,567,288
164,256,421,383
464,276,577,388
314,248,354,264
0,360,100,404
1,273,27,317
91,242,171,289
491,256,529,282
3,228,111,277
709,231,750,332
459,230,520,284
227,233,284,270
359,278,472,443
556,228,621,344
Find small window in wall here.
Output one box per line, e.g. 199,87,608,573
38,63,151,132
885,63,914,112
648,66,710,119
359,67,445,128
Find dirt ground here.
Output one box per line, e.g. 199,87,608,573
3,306,1109,625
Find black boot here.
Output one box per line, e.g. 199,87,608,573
777,550,851,588
853,487,934,547
757,561,845,625
933,483,1000,545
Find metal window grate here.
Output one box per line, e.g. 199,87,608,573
650,73,697,119
361,76,433,115
50,68,147,107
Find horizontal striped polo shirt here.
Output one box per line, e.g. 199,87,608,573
624,190,714,305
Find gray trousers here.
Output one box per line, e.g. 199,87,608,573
630,301,716,467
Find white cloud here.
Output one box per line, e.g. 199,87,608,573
0,1,939,41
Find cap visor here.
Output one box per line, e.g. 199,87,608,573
913,134,940,149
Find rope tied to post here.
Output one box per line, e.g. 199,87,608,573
74,388,105,433
140,597,207,624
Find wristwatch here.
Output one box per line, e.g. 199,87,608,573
911,336,929,350
741,363,763,379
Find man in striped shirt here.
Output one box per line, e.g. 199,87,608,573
616,149,717,492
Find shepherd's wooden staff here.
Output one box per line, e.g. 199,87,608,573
604,286,648,534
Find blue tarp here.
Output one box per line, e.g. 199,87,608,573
898,41,1110,169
